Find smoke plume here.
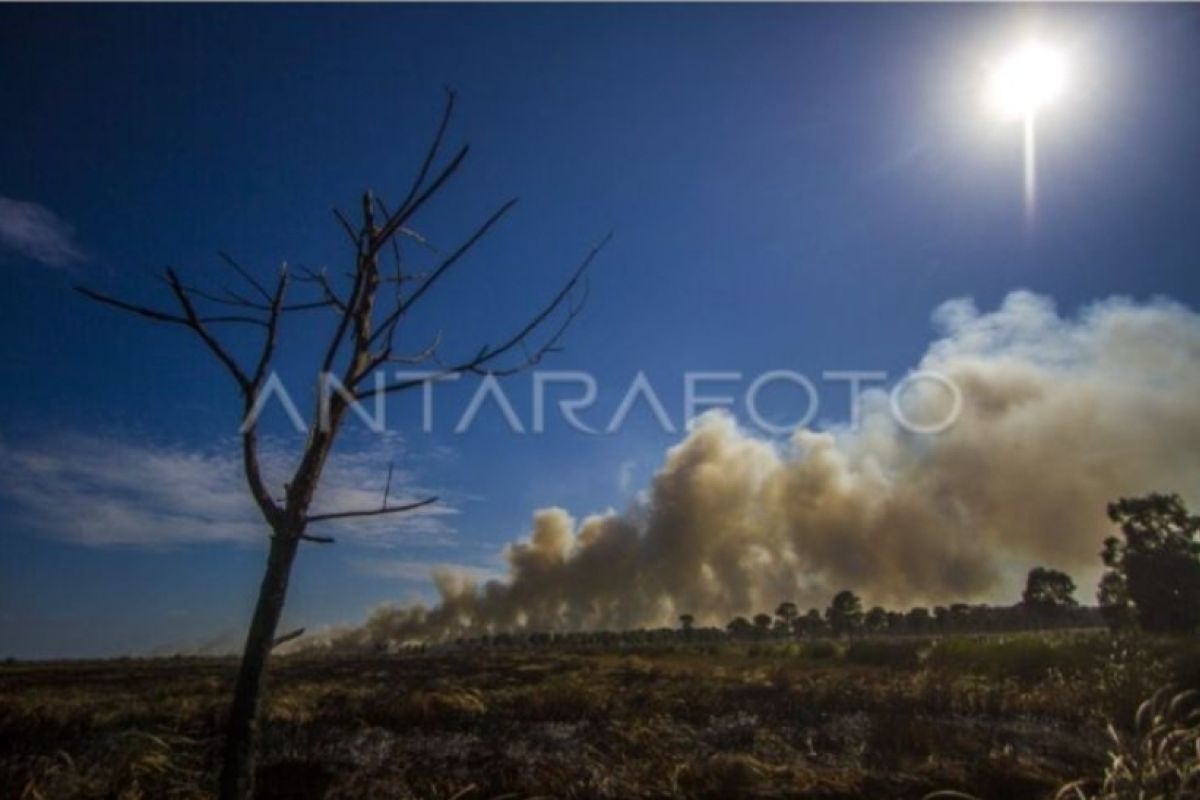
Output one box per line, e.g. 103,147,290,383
321,291,1200,647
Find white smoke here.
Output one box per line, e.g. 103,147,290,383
322,291,1200,647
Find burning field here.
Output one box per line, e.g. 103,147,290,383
4,631,1198,800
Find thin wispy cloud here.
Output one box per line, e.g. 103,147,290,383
0,196,87,269
0,432,456,548
349,557,503,585
616,459,637,493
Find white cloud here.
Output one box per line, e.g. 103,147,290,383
0,196,87,269
0,431,456,548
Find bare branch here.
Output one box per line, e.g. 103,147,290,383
175,282,251,307
397,227,437,254
332,207,360,248
320,259,366,376
296,267,347,312
250,269,288,391
237,269,290,525
218,286,261,307
373,195,408,321
278,299,338,313
383,330,443,366
382,462,394,508
200,315,268,327
372,144,469,255
271,628,305,649
77,275,255,390
76,286,189,324
380,270,432,286
241,428,280,525
299,534,336,544
219,252,272,303
164,268,251,390
366,198,518,352
469,279,587,378
80,273,285,520
364,233,608,397
478,234,607,365
306,496,439,524
178,279,333,314
397,87,456,218
193,314,268,327
83,281,268,326
349,192,382,364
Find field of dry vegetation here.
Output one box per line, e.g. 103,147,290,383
3,632,1198,800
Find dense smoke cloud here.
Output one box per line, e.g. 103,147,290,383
320,291,1200,648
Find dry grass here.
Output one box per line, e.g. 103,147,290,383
1,632,1196,799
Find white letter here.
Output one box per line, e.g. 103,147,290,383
456,375,525,434
889,370,962,434
823,370,887,431
606,371,676,434
746,370,818,436
533,371,598,433
392,371,462,433
241,371,306,434
684,371,742,429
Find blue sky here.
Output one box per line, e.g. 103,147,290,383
1,4,1198,657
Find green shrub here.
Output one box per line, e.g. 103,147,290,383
843,639,925,669
799,640,839,660
927,635,1080,683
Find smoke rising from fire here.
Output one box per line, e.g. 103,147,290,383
319,291,1200,648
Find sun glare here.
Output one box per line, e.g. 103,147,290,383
986,41,1068,225
987,42,1067,120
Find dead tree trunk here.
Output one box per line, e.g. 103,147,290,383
218,530,299,799
76,90,606,800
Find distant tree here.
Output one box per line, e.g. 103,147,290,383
933,606,950,631
679,614,695,634
793,608,825,638
905,607,931,634
864,606,888,634
826,590,864,637
727,616,754,639
1021,567,1078,622
76,93,605,800
1097,571,1135,631
775,601,799,630
1101,494,1200,634
753,613,774,637
948,603,973,631
969,604,998,632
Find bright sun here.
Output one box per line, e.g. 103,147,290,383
985,41,1068,223
986,42,1067,120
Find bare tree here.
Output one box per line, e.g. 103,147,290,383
76,91,606,800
